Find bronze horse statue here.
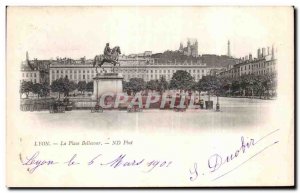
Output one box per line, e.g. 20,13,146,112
93,46,121,73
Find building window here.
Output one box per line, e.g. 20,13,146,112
202,70,204,73
61,70,63,73
83,70,85,73
30,73,32,77
83,75,85,79
34,73,36,77
57,70,59,73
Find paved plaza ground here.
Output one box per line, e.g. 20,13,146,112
21,97,276,134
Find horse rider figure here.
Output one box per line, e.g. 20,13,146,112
93,43,121,73
104,43,112,60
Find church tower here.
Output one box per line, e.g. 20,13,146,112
26,51,34,70
187,39,191,56
227,40,231,57
194,40,198,57
179,42,183,51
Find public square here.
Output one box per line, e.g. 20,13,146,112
22,96,276,134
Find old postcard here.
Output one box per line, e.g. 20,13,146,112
6,6,294,187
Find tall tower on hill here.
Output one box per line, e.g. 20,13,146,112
227,40,231,57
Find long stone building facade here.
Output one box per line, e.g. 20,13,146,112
49,55,211,84
218,46,277,79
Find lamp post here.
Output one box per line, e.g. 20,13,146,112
96,78,99,103
216,94,220,112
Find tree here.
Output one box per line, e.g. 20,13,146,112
231,78,241,95
239,74,256,96
261,73,277,98
77,81,87,94
197,75,221,101
20,81,34,98
146,80,159,91
169,70,194,91
125,78,145,95
122,81,131,95
40,83,50,98
86,81,94,93
218,77,232,96
158,76,169,94
68,81,77,95
51,76,77,97
32,83,43,98
51,78,65,98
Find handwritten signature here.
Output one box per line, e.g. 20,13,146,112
19,129,280,182
20,152,172,174
189,129,280,181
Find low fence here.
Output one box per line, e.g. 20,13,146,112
20,96,206,111
20,97,98,111
20,98,55,111
72,101,97,109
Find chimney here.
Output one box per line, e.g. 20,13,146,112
268,47,270,55
262,48,266,57
272,45,275,59
249,54,252,61
257,48,261,58
26,51,29,61
245,55,248,61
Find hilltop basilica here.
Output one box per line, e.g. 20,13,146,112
178,39,198,57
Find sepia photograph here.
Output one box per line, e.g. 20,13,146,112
6,6,294,187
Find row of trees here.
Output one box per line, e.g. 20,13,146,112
20,81,50,98
122,70,277,98
123,76,169,95
50,78,94,98
20,71,277,99
20,77,94,99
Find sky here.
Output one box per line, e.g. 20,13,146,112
7,6,293,60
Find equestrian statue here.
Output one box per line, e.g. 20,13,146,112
93,43,122,73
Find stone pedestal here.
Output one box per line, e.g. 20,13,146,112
92,73,123,100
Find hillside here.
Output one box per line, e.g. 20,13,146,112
151,51,237,68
